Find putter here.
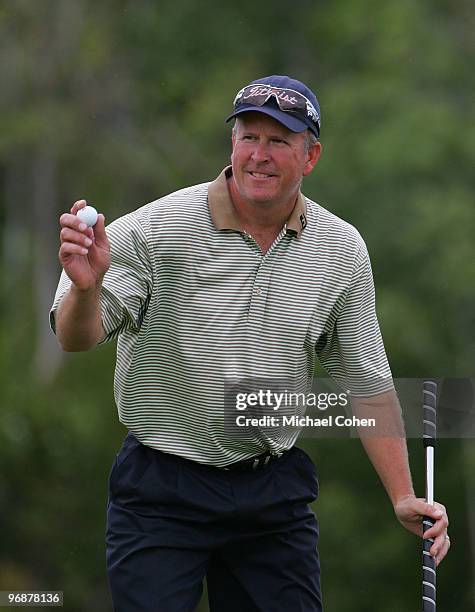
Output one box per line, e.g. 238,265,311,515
422,380,437,612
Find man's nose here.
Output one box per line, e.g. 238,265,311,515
251,140,270,162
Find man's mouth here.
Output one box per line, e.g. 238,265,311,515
248,171,276,179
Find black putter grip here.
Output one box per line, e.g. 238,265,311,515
423,380,437,447
422,380,437,612
422,517,436,612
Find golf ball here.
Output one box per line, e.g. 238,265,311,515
77,205,98,227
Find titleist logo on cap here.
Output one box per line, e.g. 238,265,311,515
241,86,299,106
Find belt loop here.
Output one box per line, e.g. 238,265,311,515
252,458,259,470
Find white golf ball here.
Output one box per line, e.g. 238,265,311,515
77,205,98,227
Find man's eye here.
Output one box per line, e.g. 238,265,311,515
242,135,257,141
271,138,287,145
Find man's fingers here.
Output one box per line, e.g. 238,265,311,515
59,242,89,258
59,207,109,259
91,214,108,246
423,522,448,541
425,501,446,520
62,203,104,236
60,212,89,232
60,227,93,247
423,503,448,536
94,213,106,233
419,501,449,565
429,531,449,557
70,199,87,215
434,534,451,566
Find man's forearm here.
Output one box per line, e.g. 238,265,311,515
55,284,106,351
352,390,414,506
360,434,414,505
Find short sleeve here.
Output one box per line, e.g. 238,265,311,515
317,238,394,396
49,210,153,343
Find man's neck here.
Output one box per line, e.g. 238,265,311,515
227,176,298,236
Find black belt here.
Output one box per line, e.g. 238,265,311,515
221,450,287,473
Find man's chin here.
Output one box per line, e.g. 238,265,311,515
243,190,276,204
241,181,279,201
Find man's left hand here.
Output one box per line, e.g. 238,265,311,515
394,495,450,566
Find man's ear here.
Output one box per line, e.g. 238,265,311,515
303,141,322,177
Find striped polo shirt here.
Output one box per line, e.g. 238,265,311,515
50,167,393,466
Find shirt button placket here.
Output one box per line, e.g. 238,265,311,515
248,260,271,323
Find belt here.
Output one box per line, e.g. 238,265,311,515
221,450,287,473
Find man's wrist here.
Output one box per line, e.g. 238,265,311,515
71,279,103,298
393,491,416,509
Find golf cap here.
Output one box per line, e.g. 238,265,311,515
226,75,321,138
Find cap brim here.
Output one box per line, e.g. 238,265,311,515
225,105,308,134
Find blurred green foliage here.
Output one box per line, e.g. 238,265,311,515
0,0,474,610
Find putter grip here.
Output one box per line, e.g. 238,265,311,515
423,381,437,447
422,517,436,611
422,380,437,611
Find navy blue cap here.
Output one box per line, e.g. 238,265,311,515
226,75,321,138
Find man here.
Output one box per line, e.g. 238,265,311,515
51,75,449,611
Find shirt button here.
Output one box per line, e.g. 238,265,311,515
255,287,262,295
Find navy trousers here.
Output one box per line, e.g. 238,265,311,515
106,433,322,612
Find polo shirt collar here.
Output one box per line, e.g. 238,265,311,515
208,166,308,237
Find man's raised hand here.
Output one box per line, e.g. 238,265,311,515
59,199,110,291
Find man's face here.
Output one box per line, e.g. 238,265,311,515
230,112,321,208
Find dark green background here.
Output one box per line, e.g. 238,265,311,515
1,1,474,610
